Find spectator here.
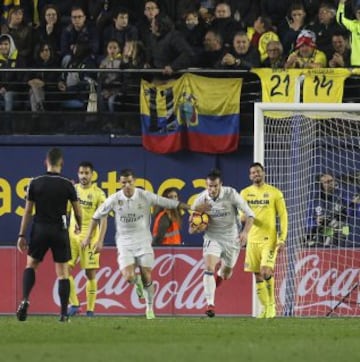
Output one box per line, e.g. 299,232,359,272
34,4,62,56
220,31,260,70
308,2,343,60
209,1,245,47
328,31,351,67
228,0,260,28
278,2,308,56
122,39,146,68
302,0,322,23
307,173,350,247
177,9,207,56
102,7,138,54
1,0,20,26
47,0,73,26
136,0,160,51
147,13,194,76
20,0,51,28
99,39,122,112
60,6,99,65
27,42,60,112
196,29,225,67
262,40,285,68
0,33,25,117
337,0,360,66
248,16,280,63
152,187,183,246
176,0,201,23
198,1,216,25
58,41,97,110
1,6,33,65
87,0,114,33
285,29,327,68
260,0,293,29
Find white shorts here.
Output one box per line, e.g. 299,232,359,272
117,243,154,270
203,237,241,268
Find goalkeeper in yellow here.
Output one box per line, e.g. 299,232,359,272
68,161,107,317
240,162,288,318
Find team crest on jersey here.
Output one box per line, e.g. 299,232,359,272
118,200,124,206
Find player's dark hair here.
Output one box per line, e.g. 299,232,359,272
79,161,94,171
47,147,63,166
120,168,135,178
250,162,264,171
207,168,222,181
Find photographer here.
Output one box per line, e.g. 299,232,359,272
308,173,349,247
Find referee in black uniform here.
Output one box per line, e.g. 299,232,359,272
16,147,82,322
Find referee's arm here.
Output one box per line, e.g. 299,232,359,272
17,200,34,252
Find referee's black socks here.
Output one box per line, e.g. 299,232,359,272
58,279,70,316
22,267,35,300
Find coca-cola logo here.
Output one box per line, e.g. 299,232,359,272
53,253,207,310
279,253,360,311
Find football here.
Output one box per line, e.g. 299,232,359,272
190,211,209,231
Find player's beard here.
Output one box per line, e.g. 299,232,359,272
253,176,263,185
80,178,90,186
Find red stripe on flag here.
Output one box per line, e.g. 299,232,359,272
187,133,239,153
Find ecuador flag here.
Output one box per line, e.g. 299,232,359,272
140,74,242,154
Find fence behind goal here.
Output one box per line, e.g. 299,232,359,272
254,103,360,317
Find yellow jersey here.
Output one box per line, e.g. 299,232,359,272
240,183,288,247
69,183,106,240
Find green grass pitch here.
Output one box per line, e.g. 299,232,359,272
1,316,359,362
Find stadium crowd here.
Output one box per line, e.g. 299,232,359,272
0,0,360,117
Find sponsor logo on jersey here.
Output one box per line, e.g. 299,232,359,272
248,199,270,205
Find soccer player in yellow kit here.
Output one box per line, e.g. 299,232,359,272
68,161,107,317
240,162,288,318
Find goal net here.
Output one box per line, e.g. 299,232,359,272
254,103,360,317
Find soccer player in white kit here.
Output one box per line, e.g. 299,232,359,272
189,169,255,317
82,169,193,319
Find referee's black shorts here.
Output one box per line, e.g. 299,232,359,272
29,223,71,263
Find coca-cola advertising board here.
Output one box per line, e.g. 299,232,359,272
277,249,360,316
2,247,252,315
4,247,360,316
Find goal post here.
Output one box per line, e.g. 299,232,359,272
253,102,360,317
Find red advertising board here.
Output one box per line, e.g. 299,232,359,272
1,247,252,316
276,249,360,316
4,247,360,317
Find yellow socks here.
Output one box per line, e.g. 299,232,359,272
86,279,97,312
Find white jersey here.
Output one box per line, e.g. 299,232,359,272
193,186,254,242
93,188,179,247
